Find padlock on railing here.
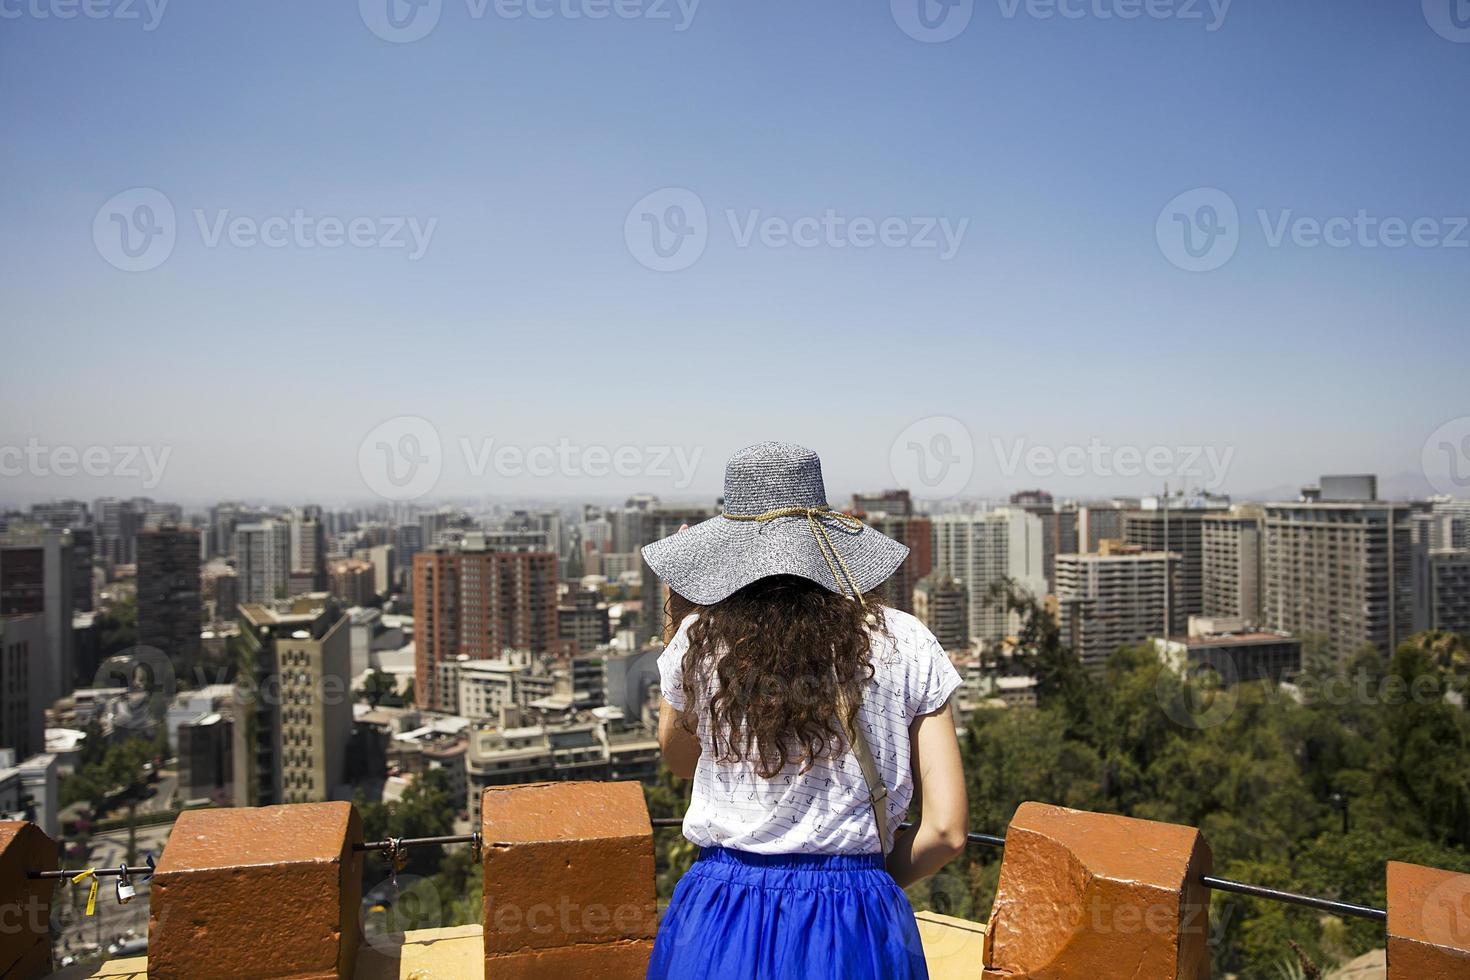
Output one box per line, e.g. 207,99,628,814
116,863,136,905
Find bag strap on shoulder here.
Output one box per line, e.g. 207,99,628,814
836,685,889,853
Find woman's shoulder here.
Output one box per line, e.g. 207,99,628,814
873,606,944,662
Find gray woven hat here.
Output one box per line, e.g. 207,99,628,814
641,441,910,606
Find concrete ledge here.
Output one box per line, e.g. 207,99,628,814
0,821,59,980
982,802,1212,980
147,802,363,979
1386,860,1470,979
481,781,656,980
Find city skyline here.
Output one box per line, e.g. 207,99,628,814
4,2,1469,507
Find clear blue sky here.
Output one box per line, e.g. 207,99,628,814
2,0,1468,506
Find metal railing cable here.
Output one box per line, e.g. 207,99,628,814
648,817,1387,922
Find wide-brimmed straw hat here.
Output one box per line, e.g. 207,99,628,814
641,441,910,606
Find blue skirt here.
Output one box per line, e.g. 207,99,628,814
647,846,930,980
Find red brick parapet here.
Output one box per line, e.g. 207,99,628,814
147,802,364,979
481,781,658,979
1386,860,1470,979
982,802,1213,979
0,821,58,979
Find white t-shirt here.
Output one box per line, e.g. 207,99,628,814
658,605,963,855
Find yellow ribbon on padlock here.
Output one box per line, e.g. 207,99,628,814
71,868,99,916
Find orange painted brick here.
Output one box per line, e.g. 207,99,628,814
982,802,1213,980
0,821,59,979
482,781,656,974
1387,860,1470,980
148,802,363,980
486,939,656,980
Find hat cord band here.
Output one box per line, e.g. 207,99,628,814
722,505,868,607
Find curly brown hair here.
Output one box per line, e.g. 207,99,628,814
664,575,887,779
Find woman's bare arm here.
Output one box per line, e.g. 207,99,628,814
659,698,701,779
885,699,967,887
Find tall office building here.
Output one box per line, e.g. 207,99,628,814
639,505,716,637
862,514,932,614
0,615,47,758
1263,476,1426,660
930,509,1045,647
136,525,203,674
289,513,328,591
94,497,143,566
413,537,560,713
1008,491,1080,593
233,595,351,806
0,528,77,700
1056,546,1179,670
1124,500,1229,622
913,573,968,651
1425,498,1470,551
1429,549,1470,636
851,490,913,518
234,520,291,604
1078,501,1132,553
1202,511,1264,624
559,587,611,654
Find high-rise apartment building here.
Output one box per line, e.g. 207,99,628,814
234,520,291,604
862,514,933,614
1078,501,1132,553
136,525,202,674
413,538,560,713
1429,549,1470,637
1055,548,1179,670
930,509,1045,647
0,528,77,700
639,506,716,637
233,595,351,806
559,587,611,654
328,558,377,607
1202,511,1264,624
851,490,913,518
0,615,47,758
913,573,968,651
94,497,143,566
289,514,327,592
1263,476,1426,660
1124,501,1229,623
